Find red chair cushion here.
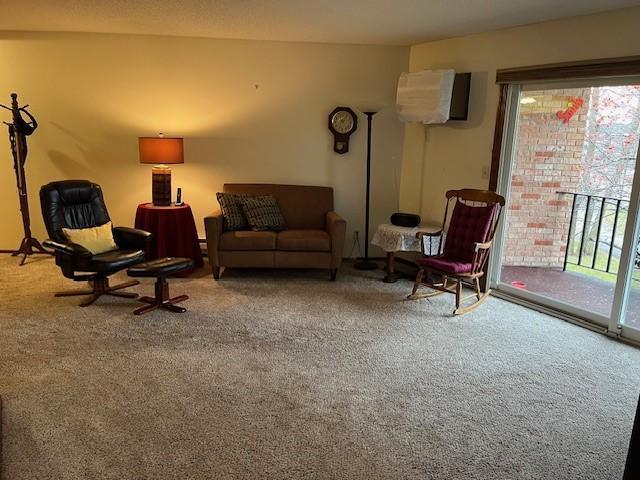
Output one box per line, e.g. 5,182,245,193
443,202,496,263
417,256,472,274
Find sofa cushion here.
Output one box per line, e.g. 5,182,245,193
219,231,277,251
216,192,249,231
277,229,331,252
240,195,287,232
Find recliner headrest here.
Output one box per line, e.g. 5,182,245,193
40,180,111,242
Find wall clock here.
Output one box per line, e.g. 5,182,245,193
328,106,357,154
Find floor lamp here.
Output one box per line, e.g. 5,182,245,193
354,111,378,270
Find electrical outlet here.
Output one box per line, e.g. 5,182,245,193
481,166,490,180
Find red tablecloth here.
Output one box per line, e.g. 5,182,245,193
134,203,203,272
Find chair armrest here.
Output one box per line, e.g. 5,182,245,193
43,239,93,279
471,240,494,275
113,226,152,250
43,239,92,257
204,211,224,268
326,211,346,269
474,240,492,252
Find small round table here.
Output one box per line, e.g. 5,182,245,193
371,223,442,283
134,203,204,274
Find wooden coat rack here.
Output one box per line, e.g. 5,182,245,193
1,93,49,265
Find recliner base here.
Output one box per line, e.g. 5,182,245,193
55,277,139,307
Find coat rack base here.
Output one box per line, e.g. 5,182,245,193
1,236,51,266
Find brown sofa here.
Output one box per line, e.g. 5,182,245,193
204,184,347,280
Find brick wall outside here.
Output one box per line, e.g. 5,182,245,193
503,88,591,267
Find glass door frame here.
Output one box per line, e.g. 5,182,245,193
489,77,640,340
612,160,640,343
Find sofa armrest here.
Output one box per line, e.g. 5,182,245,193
112,226,153,251
204,210,224,269
326,211,346,269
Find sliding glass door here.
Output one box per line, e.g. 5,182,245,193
491,78,640,338
617,169,640,341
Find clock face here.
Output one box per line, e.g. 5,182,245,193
331,110,355,134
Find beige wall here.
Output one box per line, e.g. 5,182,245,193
0,32,408,256
400,7,640,225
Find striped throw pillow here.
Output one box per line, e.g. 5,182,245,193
216,193,249,231
240,195,287,232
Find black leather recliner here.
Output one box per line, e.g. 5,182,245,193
40,180,152,307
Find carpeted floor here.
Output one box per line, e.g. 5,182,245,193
0,255,639,480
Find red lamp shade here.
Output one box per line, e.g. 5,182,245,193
139,136,184,206
138,137,184,165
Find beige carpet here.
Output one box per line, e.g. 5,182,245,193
0,255,639,479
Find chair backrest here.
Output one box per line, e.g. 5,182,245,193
40,180,111,242
223,183,334,230
441,189,505,263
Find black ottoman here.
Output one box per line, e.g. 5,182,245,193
127,257,194,315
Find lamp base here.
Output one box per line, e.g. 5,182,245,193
353,258,379,270
152,166,172,206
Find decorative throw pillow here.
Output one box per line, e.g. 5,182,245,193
62,221,117,254
216,192,249,231
240,195,287,232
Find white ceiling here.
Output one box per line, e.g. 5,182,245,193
2,0,640,46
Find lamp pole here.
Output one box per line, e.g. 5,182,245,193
354,111,378,270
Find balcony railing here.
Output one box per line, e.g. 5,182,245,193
558,191,630,274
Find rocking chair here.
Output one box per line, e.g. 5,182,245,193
407,189,505,315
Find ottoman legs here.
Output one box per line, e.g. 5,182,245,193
133,277,189,315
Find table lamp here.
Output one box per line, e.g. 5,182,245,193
138,134,184,206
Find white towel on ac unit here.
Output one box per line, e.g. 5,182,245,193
396,69,455,124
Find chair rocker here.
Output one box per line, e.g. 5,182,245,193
407,189,505,315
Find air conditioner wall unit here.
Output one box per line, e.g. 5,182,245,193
397,69,470,124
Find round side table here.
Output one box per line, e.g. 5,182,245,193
134,203,204,274
371,223,442,283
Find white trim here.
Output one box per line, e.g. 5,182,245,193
489,84,521,287
610,139,640,334
496,284,610,327
492,289,606,332
492,289,640,348
621,325,640,343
